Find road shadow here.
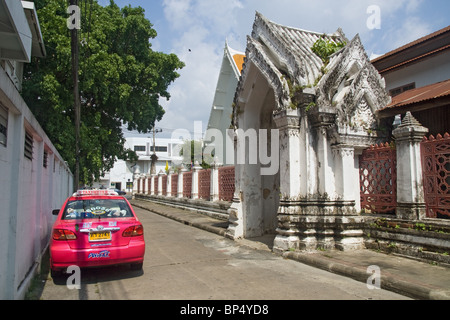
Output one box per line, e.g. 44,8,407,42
25,247,144,300
211,221,229,229
245,234,276,251
51,264,144,286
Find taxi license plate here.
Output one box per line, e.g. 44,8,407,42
89,231,111,241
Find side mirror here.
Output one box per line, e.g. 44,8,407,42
52,209,60,216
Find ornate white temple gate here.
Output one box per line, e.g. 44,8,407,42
227,13,392,252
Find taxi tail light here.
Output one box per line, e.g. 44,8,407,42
52,229,77,240
122,225,143,237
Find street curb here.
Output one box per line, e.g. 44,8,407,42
132,202,228,237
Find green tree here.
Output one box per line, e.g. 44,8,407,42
179,140,212,169
22,0,184,185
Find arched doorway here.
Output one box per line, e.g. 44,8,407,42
230,61,280,238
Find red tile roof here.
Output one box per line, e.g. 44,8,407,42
379,79,450,113
372,25,450,64
372,25,450,75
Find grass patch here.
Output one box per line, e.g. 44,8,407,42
24,248,51,300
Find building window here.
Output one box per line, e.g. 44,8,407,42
24,131,33,160
0,104,7,147
389,82,415,97
134,145,146,152
150,146,168,152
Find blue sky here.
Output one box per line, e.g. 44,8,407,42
98,0,450,138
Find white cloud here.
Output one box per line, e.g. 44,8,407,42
405,0,424,13
157,0,226,137
162,0,195,31
389,16,432,49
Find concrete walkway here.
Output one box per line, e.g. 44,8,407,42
130,198,450,300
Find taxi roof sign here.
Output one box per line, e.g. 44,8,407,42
74,189,119,197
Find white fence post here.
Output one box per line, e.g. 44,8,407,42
392,111,429,220
210,159,222,202
191,161,202,199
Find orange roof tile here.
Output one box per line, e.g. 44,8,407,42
232,54,245,73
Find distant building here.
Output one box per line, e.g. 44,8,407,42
96,137,183,191
204,42,245,165
372,25,450,135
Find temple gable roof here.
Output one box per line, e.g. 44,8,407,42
250,12,346,86
236,12,349,110
316,35,391,129
234,12,391,146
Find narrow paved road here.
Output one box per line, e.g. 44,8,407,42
37,206,409,300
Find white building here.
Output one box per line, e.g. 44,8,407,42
204,42,245,165
0,0,73,299
96,137,183,191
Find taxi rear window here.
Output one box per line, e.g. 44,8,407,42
62,199,133,220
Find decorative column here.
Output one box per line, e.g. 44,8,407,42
132,176,138,194
210,159,222,201
166,170,173,197
142,174,148,194
274,108,302,198
150,174,156,195
178,168,187,198
137,176,143,194
332,146,357,202
332,145,365,250
157,170,165,196
132,165,141,194
392,111,429,220
272,107,302,252
226,132,244,240
191,161,202,199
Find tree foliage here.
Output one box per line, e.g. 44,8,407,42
311,36,346,65
22,0,184,185
179,140,212,169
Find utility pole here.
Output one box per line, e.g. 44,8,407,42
69,0,81,190
150,126,162,174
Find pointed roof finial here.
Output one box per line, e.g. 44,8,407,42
398,111,422,127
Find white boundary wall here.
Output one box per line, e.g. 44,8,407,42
0,67,73,299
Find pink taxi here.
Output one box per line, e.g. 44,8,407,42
50,189,145,276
